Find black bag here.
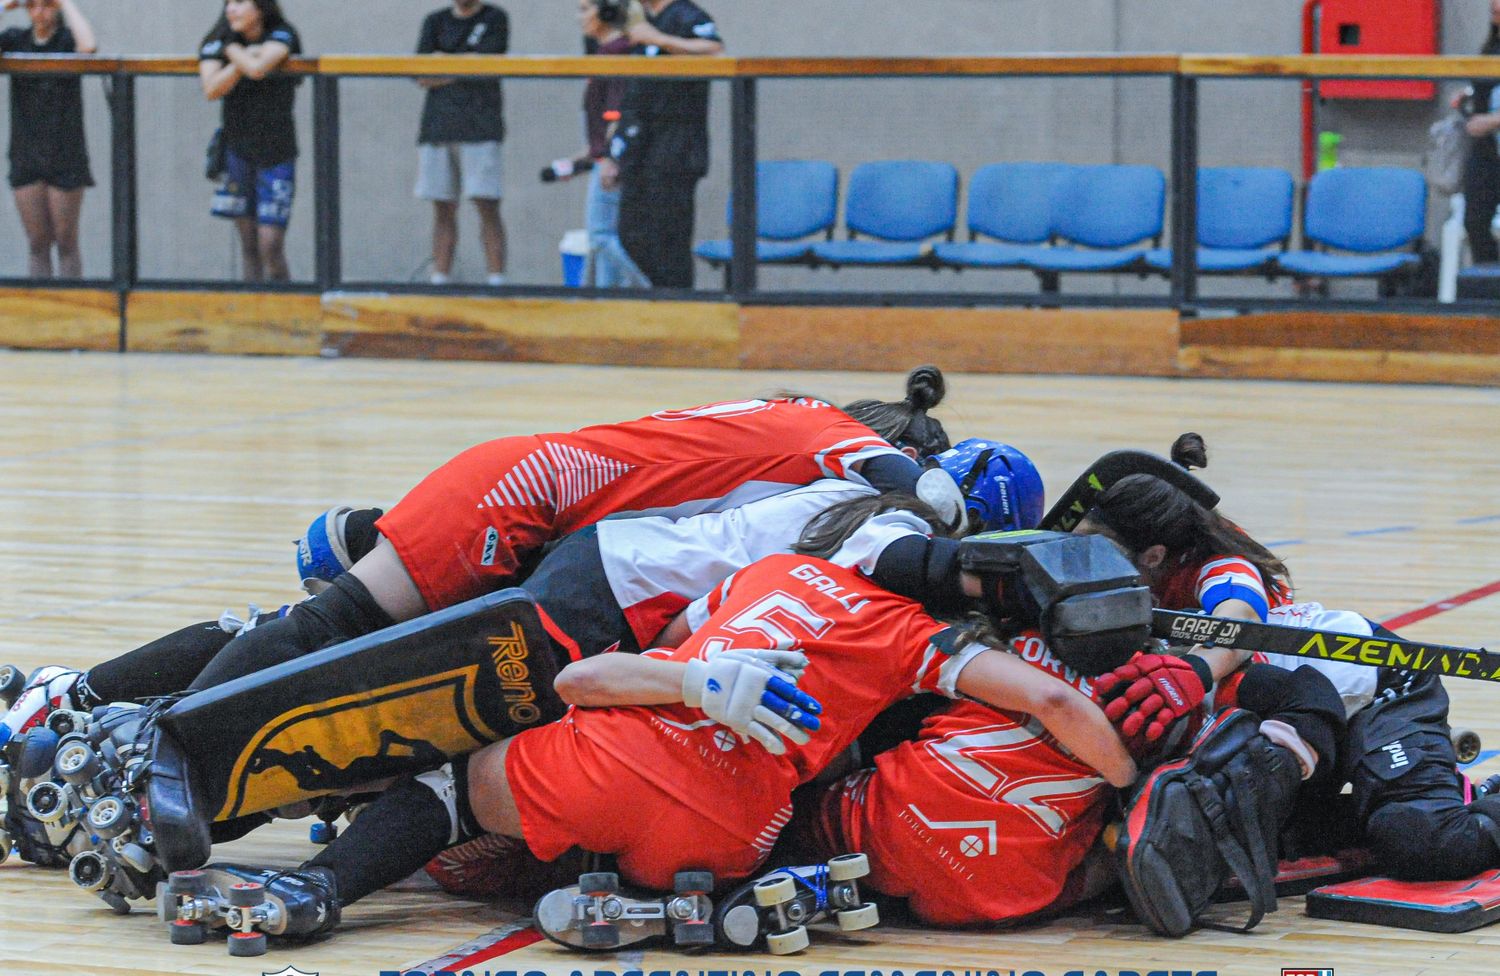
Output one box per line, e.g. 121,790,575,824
205,128,227,182
1109,708,1303,936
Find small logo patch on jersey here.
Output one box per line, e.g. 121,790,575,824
1381,740,1410,770
480,527,500,566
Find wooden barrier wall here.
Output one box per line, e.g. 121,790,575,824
3,290,1498,386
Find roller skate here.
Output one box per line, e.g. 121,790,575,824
0,666,87,746
1,724,92,869
712,854,878,954
157,863,340,957
534,869,718,951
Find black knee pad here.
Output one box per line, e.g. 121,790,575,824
190,574,395,690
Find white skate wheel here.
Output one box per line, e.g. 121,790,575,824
835,902,879,932
765,925,809,954
827,853,869,881
26,781,68,824
0,828,11,865
753,875,796,907
88,797,131,838
54,741,99,785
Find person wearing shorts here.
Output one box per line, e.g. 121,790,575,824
415,0,509,286
198,0,302,282
2,0,97,279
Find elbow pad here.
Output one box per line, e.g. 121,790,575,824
871,536,969,617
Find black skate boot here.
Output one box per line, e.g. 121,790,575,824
534,869,717,951
157,863,340,957
712,854,879,954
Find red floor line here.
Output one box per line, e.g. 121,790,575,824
1381,579,1500,632
449,927,546,968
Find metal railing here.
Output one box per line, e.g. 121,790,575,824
3,53,1500,316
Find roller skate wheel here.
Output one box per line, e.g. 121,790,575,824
0,828,11,859
580,921,620,949
88,796,132,838
26,781,68,824
719,904,760,948
828,853,870,882
579,872,619,896
68,851,111,892
156,882,174,923
168,870,211,897
45,711,79,737
753,875,796,907
101,890,132,916
765,925,809,955
54,741,100,785
673,869,714,895
309,821,337,844
1453,728,1483,765
227,932,268,957
170,920,206,945
118,842,154,874
229,882,267,908
835,902,880,932
0,664,23,707
673,920,714,946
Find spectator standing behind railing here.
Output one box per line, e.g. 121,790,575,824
415,0,509,287
604,0,722,290
1,0,97,279
198,0,302,283
1457,0,1500,264
555,0,647,288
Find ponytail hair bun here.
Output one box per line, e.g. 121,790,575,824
1171,432,1208,471
904,365,946,412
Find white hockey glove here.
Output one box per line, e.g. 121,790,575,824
682,649,822,756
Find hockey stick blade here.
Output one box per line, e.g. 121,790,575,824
1152,609,1500,684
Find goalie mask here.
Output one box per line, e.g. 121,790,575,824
930,439,1044,534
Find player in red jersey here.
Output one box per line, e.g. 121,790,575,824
218,494,1138,926
181,368,961,692
802,631,1117,927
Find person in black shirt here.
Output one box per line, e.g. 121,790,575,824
1459,0,1500,264
199,0,302,283
1,0,97,278
606,0,722,289
415,1,509,287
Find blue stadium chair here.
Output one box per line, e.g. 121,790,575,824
810,161,959,266
1276,167,1427,279
934,163,1076,269
1022,165,1165,276
695,160,839,266
1142,167,1294,273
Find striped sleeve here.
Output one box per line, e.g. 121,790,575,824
910,625,990,699
812,430,905,483
1196,556,1271,621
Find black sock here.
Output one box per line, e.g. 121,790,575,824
305,773,460,906
79,620,239,707
189,574,395,691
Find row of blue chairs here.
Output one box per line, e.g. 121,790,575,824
695,160,1428,283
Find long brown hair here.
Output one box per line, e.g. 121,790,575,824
794,493,949,561
1087,433,1289,598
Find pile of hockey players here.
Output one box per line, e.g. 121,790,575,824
2,365,1496,957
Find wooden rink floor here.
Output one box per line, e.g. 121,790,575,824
0,349,1498,976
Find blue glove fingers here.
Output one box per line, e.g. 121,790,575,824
765,673,823,714
760,688,822,732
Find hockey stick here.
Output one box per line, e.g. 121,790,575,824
1152,609,1500,684
1040,450,1221,533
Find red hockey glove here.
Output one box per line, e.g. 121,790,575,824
1091,653,1211,749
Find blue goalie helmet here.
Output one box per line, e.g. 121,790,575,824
930,439,1044,533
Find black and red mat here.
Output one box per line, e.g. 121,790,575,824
1307,869,1500,933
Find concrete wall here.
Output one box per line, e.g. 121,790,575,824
0,0,1490,293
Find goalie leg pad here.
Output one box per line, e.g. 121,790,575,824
1307,870,1500,932
158,589,564,824
1111,708,1303,936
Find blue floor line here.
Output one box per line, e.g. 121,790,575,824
1347,525,1416,538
